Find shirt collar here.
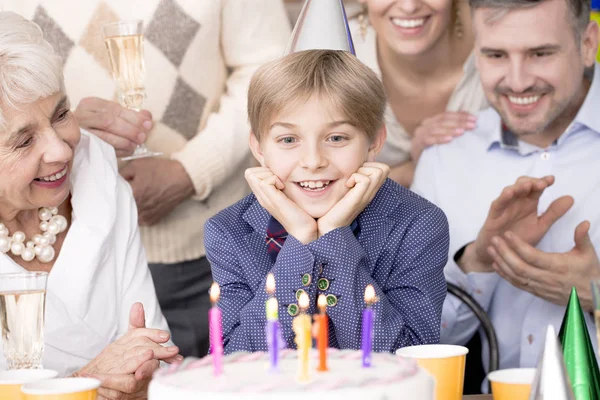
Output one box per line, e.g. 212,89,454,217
264,216,360,238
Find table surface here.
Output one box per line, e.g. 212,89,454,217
463,396,492,399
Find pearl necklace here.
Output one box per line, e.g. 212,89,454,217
0,207,68,263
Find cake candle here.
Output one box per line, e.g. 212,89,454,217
293,292,312,382
265,273,280,372
209,282,224,376
362,285,376,368
316,294,328,372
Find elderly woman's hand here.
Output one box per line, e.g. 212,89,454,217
92,372,153,400
76,303,181,399
74,97,153,157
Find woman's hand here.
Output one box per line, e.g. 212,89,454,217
411,111,477,162
76,303,181,399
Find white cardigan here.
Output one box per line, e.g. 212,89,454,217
0,0,291,263
0,131,169,377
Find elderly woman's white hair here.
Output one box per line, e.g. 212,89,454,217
0,11,64,128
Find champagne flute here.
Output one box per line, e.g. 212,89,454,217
0,272,48,369
102,20,162,160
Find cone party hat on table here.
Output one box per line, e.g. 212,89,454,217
286,0,355,55
529,325,575,400
558,287,600,400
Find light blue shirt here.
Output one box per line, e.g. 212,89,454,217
412,63,600,373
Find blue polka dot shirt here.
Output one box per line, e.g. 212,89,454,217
205,179,449,354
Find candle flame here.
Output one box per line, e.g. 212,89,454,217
364,284,376,305
299,292,309,310
266,273,275,295
210,282,220,304
318,294,327,312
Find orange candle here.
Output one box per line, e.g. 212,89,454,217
316,294,328,371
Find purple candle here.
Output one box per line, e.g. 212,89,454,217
267,318,280,371
266,273,280,372
362,285,376,368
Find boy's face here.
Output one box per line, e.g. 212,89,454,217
250,95,385,219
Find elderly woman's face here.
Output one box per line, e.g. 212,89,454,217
0,92,80,212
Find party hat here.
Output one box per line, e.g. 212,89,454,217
558,287,600,400
286,0,355,55
529,325,575,400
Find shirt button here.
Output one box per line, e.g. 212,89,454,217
318,278,330,291
326,294,338,307
527,334,534,344
302,274,312,286
287,304,299,316
295,289,307,301
318,263,326,275
541,152,550,160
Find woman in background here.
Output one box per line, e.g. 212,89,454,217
351,0,487,187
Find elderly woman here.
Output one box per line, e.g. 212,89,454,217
0,12,179,399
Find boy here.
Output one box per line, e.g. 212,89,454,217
205,50,449,353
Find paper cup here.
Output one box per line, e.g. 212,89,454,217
488,368,535,400
396,344,468,400
0,369,58,399
21,377,100,400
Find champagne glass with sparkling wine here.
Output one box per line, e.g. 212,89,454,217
0,272,48,369
102,20,161,160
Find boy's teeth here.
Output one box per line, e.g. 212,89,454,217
392,18,425,28
508,95,541,105
298,180,330,189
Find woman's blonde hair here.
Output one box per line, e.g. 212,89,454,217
248,49,386,141
0,12,64,129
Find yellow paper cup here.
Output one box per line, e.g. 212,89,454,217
396,344,468,400
21,377,100,400
488,368,535,400
0,369,58,399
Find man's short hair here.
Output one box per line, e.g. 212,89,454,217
248,49,386,141
468,0,591,42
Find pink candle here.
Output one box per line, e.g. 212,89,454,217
209,282,224,376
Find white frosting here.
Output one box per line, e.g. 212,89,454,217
149,349,434,400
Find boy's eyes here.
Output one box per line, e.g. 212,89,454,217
328,135,347,143
278,136,297,144
275,133,350,145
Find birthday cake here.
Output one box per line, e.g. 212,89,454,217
148,349,435,400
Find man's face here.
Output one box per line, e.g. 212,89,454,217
473,0,598,140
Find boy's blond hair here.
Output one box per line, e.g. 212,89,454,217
248,50,386,141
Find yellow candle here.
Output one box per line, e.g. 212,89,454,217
293,292,311,382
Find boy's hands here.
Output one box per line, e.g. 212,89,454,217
245,167,317,244
245,163,389,244
317,162,390,237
